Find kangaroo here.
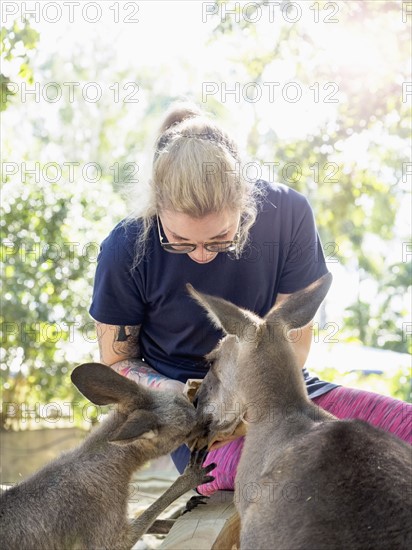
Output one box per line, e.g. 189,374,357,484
0,362,214,550
188,274,412,550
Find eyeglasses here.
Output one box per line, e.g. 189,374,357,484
156,215,239,254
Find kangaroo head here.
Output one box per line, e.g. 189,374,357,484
71,363,197,446
187,272,332,446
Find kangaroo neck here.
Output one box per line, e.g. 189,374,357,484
240,345,335,439
241,346,311,417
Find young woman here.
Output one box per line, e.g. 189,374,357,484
90,102,411,495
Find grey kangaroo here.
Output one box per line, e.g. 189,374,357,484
189,273,412,550
0,362,214,550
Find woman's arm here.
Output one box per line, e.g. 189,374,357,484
95,322,185,393
275,293,313,369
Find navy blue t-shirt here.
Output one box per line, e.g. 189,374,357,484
90,180,337,398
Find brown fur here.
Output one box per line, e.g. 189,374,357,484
189,274,412,550
0,363,213,550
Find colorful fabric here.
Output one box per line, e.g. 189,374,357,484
312,386,412,443
195,386,412,496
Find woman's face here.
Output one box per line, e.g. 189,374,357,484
159,209,240,264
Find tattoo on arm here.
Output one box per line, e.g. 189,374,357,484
114,325,141,358
116,326,129,342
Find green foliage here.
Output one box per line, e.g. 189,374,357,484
1,27,129,428
1,178,88,406
1,2,410,430
311,365,412,404
208,0,411,356
1,21,39,111
342,262,412,354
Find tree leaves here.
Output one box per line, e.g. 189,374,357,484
1,21,39,110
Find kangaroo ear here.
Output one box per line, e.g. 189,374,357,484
71,363,147,406
186,284,261,340
109,410,160,445
265,273,333,330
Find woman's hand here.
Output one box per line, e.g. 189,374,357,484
208,422,247,451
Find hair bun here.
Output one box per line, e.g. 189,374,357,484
159,101,203,134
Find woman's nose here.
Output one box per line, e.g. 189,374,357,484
189,245,214,263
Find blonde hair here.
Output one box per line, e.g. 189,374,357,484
129,101,261,266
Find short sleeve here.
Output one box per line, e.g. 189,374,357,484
277,194,329,294
89,224,145,326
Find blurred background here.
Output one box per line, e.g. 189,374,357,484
1,0,411,512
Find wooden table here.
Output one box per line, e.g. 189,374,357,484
159,491,240,549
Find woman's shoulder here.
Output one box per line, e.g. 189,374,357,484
255,180,310,213
99,217,146,262
105,217,144,240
